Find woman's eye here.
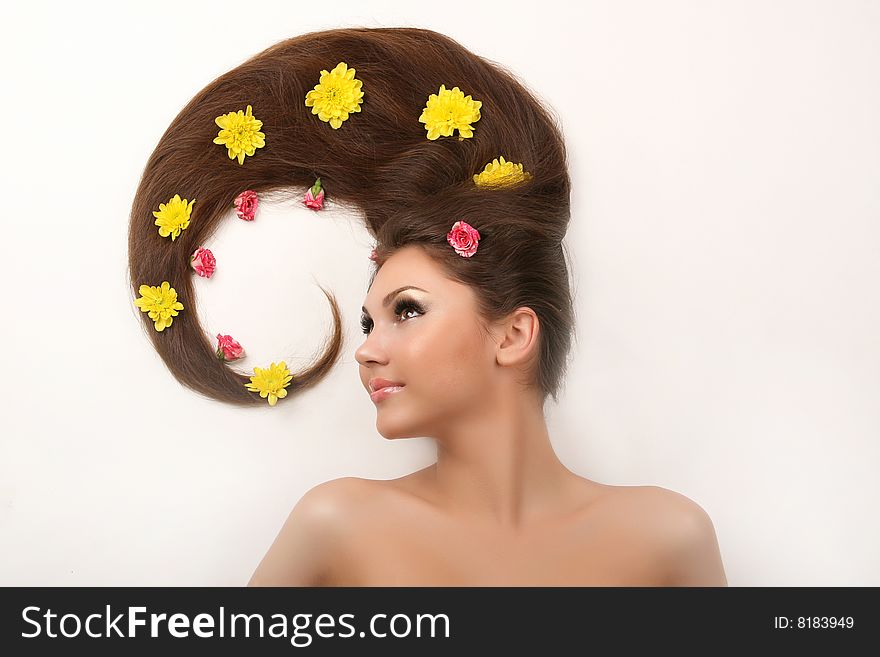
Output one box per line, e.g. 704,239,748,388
394,299,424,323
360,299,424,335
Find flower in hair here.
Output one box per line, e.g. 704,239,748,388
419,85,482,140
303,178,325,210
447,220,481,257
245,361,293,406
153,194,194,241
213,104,266,165
368,247,379,262
133,281,184,332
304,62,364,129
216,334,245,362
190,247,216,278
474,156,533,189
233,190,259,221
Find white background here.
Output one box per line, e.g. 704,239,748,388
1,0,877,586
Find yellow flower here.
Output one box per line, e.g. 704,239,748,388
245,361,294,406
153,194,195,241
213,104,266,165
418,84,482,140
473,156,533,189
133,281,184,332
304,62,364,129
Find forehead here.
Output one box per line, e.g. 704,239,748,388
363,246,470,312
367,246,440,294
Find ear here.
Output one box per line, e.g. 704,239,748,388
493,307,540,368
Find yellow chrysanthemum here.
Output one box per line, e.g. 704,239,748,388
133,281,184,332
473,156,533,189
213,104,266,165
245,361,294,407
152,193,195,241
418,84,482,140
304,62,364,129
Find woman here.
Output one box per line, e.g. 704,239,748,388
128,26,726,586
247,244,727,586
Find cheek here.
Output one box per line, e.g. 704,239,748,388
407,320,492,396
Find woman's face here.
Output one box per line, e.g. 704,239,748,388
355,245,497,439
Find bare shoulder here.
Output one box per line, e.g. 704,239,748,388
282,476,372,528
609,485,714,526
296,474,421,519
247,477,366,587
609,485,728,586
300,476,373,512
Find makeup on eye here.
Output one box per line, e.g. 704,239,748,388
360,295,426,334
360,285,429,317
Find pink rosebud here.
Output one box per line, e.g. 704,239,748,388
369,248,379,262
190,247,216,278
233,190,259,221
304,177,325,210
304,188,325,210
446,220,481,257
216,334,245,362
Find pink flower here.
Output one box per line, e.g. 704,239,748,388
304,177,325,210
190,247,216,278
369,248,379,262
233,190,258,221
216,334,245,362
304,188,324,210
446,220,481,257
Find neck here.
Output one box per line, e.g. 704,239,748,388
427,385,574,529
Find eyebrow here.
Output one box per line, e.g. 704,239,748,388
361,286,428,316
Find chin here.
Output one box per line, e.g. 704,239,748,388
375,413,423,440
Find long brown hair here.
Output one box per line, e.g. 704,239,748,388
128,27,574,407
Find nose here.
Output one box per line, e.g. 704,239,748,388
354,329,389,368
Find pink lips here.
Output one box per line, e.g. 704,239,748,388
369,384,405,403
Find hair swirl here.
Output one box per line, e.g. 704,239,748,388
128,27,575,406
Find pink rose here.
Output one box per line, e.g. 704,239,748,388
304,187,325,210
216,334,245,362
446,220,481,257
304,177,325,211
369,248,379,262
190,247,216,278
233,190,258,221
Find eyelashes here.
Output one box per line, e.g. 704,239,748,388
360,296,425,335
